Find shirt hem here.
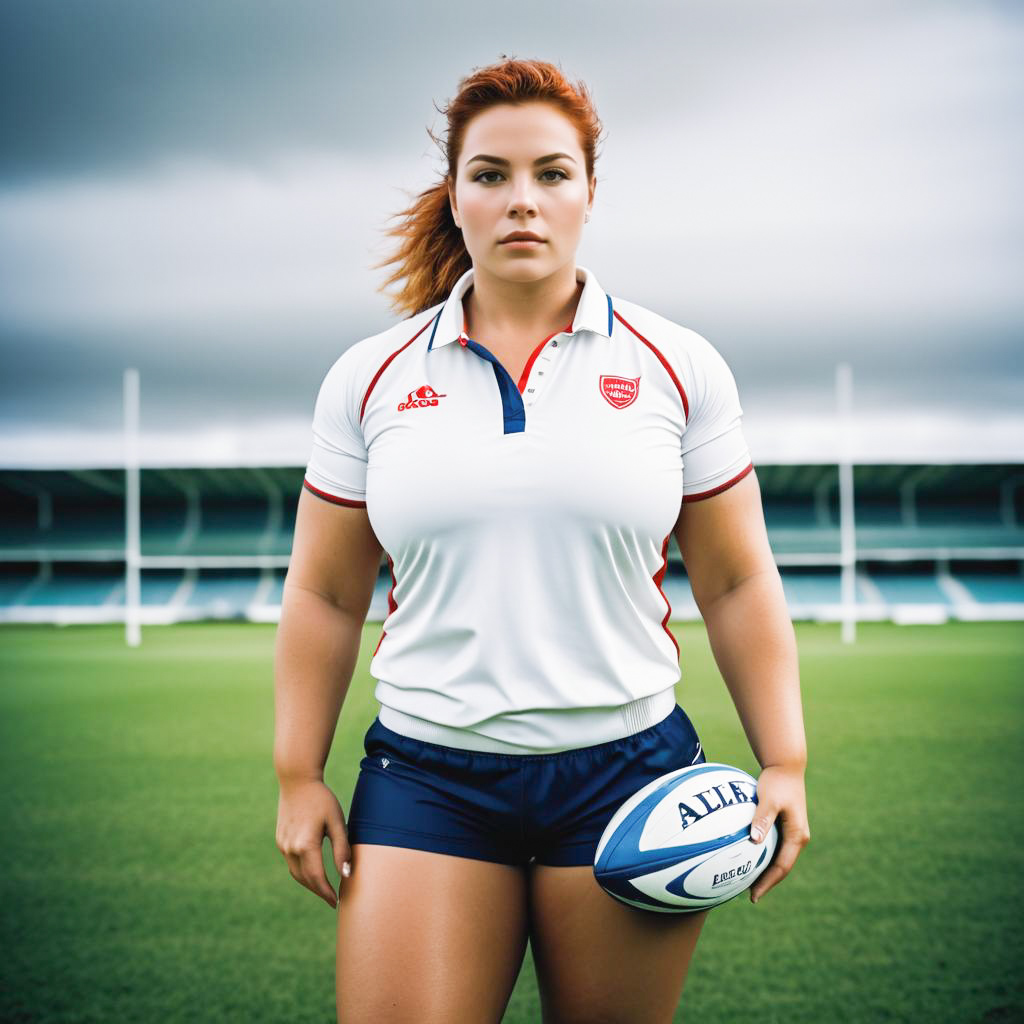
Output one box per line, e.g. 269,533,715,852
376,686,678,754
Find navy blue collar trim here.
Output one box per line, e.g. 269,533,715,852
426,309,443,352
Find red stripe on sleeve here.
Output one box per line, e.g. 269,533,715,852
303,478,367,508
682,461,754,503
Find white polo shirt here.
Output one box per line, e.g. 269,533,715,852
304,264,753,753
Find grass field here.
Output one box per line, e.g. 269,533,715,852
1,620,1022,1023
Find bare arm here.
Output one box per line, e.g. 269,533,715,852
273,486,384,906
274,488,383,780
673,469,810,902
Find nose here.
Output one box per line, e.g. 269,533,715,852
506,176,539,218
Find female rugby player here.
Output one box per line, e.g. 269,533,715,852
275,57,809,1024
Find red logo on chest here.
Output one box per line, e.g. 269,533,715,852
398,384,447,411
599,375,640,409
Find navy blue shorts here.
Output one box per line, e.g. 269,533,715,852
346,703,706,867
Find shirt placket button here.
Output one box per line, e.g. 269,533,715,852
525,336,561,404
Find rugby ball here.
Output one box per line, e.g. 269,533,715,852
593,762,778,913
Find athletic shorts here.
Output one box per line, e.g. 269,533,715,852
346,703,706,867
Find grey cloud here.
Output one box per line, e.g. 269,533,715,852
0,0,645,181
1,0,1022,463
1,0,418,181
3,0,977,181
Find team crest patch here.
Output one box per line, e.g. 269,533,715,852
599,375,640,409
398,384,447,411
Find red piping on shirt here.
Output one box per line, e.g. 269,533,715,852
460,295,572,395
682,461,754,502
613,310,689,422
302,478,367,508
360,314,437,422
371,552,398,658
654,533,680,661
517,322,573,394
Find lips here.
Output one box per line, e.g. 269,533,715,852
500,232,545,243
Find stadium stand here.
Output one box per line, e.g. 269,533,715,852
1,464,1022,625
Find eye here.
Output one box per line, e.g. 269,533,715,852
472,168,569,183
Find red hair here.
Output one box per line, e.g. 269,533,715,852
372,57,605,318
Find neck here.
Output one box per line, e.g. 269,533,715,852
464,262,583,340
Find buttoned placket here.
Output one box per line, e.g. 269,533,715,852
523,335,563,408
458,304,573,433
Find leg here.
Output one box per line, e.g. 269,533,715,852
337,843,530,1024
528,863,708,1024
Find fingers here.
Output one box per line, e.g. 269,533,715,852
276,785,351,910
749,805,776,846
299,842,339,909
749,814,810,904
280,841,337,909
746,766,811,905
327,813,352,883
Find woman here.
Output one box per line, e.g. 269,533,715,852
275,57,809,1023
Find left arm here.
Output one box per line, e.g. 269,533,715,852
673,468,810,903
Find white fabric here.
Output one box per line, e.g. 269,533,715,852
305,264,753,752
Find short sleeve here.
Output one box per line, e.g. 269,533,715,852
303,347,368,507
680,336,754,501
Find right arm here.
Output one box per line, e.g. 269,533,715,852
273,486,384,908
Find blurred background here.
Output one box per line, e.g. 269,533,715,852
1,2,1022,1022
1,0,1021,464
1,0,1022,628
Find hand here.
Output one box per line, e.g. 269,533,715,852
275,777,352,910
748,763,810,904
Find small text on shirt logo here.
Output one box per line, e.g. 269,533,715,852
600,375,640,409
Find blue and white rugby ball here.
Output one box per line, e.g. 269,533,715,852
593,762,778,913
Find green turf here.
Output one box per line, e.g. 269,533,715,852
1,621,1022,1023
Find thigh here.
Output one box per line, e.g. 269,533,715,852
528,864,708,1024
337,843,530,1024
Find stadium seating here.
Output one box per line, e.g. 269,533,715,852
1,464,1021,624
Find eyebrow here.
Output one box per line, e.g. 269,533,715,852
466,152,577,167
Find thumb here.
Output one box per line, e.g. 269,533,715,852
750,806,777,845
327,812,352,879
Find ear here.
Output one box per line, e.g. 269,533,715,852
447,176,460,228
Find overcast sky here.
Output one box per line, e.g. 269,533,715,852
1,0,1021,466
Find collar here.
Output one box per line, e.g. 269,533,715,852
427,264,614,351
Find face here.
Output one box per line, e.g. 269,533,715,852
448,102,595,284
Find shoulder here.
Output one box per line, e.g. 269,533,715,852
612,295,726,368
316,304,443,396
611,296,742,417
